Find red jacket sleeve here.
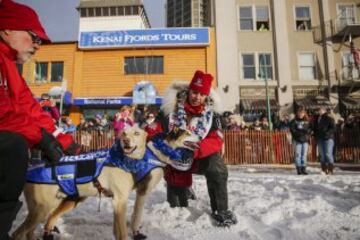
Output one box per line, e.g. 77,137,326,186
194,130,224,159
1,70,55,146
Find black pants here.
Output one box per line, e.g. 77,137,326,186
167,153,229,213
0,131,28,239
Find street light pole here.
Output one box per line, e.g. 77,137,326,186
260,54,273,131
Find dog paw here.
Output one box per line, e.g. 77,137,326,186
133,232,147,240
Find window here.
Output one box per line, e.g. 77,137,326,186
256,6,269,31
110,7,117,16
125,6,132,15
35,62,48,81
124,56,164,74
342,52,360,80
239,6,253,30
338,4,356,28
132,6,139,15
258,53,272,79
16,64,23,75
298,53,316,80
241,53,273,80
118,6,124,15
242,54,255,79
95,7,101,17
295,6,311,30
51,62,64,82
80,8,87,17
88,8,94,17
102,7,109,16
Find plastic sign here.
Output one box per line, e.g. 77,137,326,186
73,97,162,106
79,28,209,49
133,81,157,104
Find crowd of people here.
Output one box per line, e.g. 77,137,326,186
1,0,359,239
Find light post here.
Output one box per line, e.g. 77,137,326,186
259,54,273,131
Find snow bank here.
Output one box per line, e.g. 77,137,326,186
12,166,360,240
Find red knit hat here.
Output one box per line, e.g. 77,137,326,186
189,70,213,95
0,0,51,43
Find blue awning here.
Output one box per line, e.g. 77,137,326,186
73,97,162,106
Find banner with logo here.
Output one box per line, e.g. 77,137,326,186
79,28,209,49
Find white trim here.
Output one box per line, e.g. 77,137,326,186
336,3,357,23
237,5,253,31
239,51,274,81
237,4,271,32
297,51,317,81
293,4,312,32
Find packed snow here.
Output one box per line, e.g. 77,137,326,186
12,166,360,240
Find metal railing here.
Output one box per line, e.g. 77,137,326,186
72,129,360,165
313,18,360,43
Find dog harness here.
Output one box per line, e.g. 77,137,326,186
26,149,109,197
108,140,166,182
26,139,192,197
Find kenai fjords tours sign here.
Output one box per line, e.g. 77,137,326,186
79,28,209,49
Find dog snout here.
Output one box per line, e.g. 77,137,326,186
122,138,130,145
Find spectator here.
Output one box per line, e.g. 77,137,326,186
142,112,162,141
62,117,76,134
113,106,134,137
313,107,336,175
39,93,60,123
289,107,312,175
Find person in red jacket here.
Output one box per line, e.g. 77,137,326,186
0,1,78,238
150,70,237,227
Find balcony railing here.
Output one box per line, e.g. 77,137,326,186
313,18,360,43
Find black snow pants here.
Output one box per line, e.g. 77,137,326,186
167,153,229,213
0,131,28,240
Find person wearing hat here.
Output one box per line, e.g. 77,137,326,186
313,106,336,174
148,70,237,227
0,1,79,238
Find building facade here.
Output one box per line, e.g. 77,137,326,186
215,0,360,118
20,29,216,123
78,0,151,31
166,0,214,27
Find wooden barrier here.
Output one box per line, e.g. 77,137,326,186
72,129,360,165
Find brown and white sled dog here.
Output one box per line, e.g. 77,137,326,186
13,126,197,240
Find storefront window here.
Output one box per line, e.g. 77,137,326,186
35,62,48,82
124,56,164,74
51,62,64,82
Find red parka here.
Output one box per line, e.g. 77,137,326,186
0,42,73,150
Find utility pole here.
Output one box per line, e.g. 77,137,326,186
260,54,273,131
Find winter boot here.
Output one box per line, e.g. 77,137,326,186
296,166,302,175
301,166,308,175
0,201,22,240
328,164,334,175
321,163,328,175
186,187,197,200
133,231,147,240
167,185,188,208
211,210,237,227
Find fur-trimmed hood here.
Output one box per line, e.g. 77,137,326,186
161,81,223,116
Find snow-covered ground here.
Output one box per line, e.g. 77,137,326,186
12,166,360,240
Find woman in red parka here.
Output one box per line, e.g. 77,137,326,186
147,70,237,227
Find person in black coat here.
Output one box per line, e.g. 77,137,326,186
313,107,336,174
290,107,312,175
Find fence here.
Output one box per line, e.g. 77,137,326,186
72,129,360,165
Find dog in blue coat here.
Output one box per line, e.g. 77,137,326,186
13,125,198,240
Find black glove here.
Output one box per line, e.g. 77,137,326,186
37,129,64,165
64,142,81,155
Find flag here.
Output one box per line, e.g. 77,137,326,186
351,42,360,67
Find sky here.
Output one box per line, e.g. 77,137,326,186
15,0,166,42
